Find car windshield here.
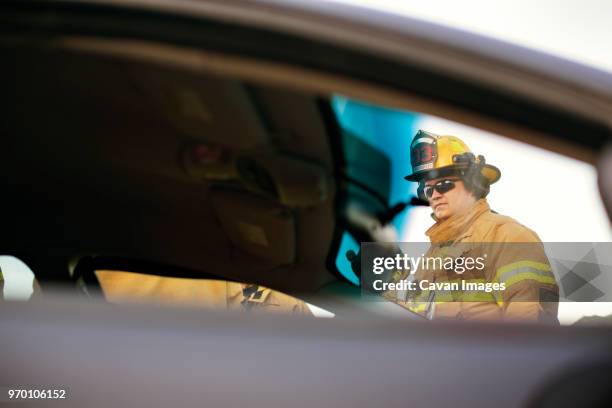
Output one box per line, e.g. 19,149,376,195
2,41,611,326
330,96,612,325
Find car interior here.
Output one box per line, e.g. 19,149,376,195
2,40,423,316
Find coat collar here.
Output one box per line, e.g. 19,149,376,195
426,199,490,244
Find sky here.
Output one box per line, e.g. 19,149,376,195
327,0,612,73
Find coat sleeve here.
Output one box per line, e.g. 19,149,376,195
491,223,559,323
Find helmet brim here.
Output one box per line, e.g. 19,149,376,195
482,164,501,184
404,163,501,184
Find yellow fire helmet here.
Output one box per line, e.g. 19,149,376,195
405,130,501,186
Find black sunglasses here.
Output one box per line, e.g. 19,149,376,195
423,178,460,198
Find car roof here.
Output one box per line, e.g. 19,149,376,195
68,0,612,120
5,0,611,160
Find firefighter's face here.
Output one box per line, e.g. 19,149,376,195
425,177,476,220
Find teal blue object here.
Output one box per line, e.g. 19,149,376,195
331,96,420,285
334,232,360,286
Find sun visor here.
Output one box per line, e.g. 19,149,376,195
132,65,268,149
211,191,295,264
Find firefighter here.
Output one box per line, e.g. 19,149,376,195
96,271,312,316
401,130,559,322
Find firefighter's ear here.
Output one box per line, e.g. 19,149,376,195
463,171,490,200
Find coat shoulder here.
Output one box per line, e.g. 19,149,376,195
472,211,541,243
